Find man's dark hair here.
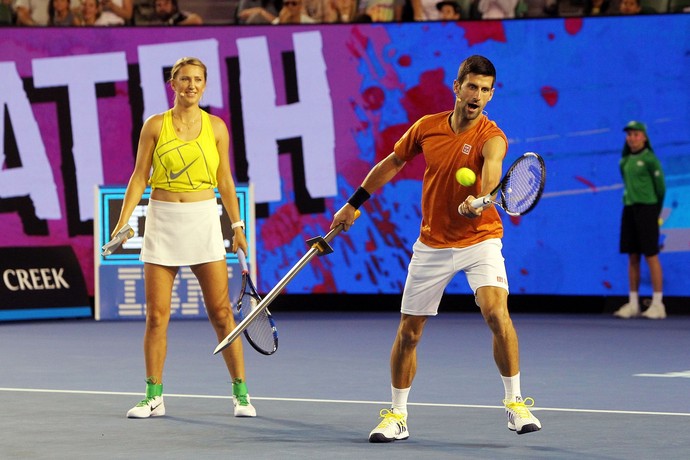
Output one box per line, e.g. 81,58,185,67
456,55,496,86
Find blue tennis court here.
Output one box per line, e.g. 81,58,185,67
1,312,688,459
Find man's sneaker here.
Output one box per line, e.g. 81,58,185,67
368,408,409,443
233,393,257,417
613,302,639,319
504,396,541,435
127,396,165,418
642,302,667,319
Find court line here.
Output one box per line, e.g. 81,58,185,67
534,174,687,200
541,183,623,199
1,387,689,417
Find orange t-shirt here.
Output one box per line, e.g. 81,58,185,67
394,111,507,248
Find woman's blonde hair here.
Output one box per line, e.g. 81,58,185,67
169,57,207,82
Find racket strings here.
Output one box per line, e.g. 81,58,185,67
502,156,545,214
240,293,277,354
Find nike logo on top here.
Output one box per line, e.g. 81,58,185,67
169,157,199,180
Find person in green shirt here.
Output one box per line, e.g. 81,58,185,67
613,121,666,319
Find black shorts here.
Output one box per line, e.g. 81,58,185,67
619,204,660,257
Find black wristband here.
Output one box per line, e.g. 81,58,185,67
347,186,370,209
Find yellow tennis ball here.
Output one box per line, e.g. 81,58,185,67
455,167,476,186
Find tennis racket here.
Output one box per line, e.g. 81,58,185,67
469,152,546,216
101,224,134,257
214,210,361,355
235,248,278,355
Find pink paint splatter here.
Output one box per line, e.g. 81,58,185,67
260,204,304,252
540,86,558,107
398,55,412,67
346,27,369,59
575,175,597,191
564,18,583,35
311,258,337,293
362,86,385,111
463,21,508,46
401,68,453,125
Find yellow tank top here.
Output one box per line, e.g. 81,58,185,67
149,109,219,192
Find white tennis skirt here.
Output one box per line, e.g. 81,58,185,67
140,198,226,266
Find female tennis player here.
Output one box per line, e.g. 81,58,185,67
112,57,256,419
331,55,541,442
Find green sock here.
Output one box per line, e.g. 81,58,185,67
145,377,163,399
232,378,248,401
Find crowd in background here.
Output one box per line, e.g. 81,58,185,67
1,0,689,28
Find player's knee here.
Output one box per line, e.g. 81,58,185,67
145,307,170,330
483,308,512,334
207,304,232,328
397,317,426,348
397,330,422,349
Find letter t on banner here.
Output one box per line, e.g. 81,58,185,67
32,52,128,222
138,39,223,120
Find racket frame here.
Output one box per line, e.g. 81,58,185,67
214,211,360,355
235,248,278,355
469,152,546,216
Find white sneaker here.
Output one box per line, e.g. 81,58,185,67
505,396,541,435
642,302,667,319
368,408,409,443
127,396,165,418
233,394,257,417
613,302,639,319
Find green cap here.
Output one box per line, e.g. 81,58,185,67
623,120,647,134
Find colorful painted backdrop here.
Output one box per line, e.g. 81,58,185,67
1,16,688,298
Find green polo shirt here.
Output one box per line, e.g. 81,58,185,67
619,148,665,206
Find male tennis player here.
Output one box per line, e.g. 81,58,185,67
331,55,541,442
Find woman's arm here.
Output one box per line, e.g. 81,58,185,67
111,114,159,237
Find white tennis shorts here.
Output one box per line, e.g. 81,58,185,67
400,238,509,316
140,198,226,266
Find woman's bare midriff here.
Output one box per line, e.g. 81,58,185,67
150,188,215,203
